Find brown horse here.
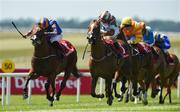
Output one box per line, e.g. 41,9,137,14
118,41,154,104
23,26,81,106
87,20,132,105
151,52,180,104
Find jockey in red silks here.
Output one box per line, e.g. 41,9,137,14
120,17,151,55
98,10,122,58
24,17,64,59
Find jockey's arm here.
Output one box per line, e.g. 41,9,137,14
24,24,39,38
49,20,62,35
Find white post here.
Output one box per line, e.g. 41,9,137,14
1,77,5,106
178,74,180,98
99,78,103,101
6,77,11,105
27,80,32,104
76,78,80,102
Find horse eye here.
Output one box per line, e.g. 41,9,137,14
32,35,37,40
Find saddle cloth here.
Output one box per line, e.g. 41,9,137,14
58,40,75,56
104,39,129,58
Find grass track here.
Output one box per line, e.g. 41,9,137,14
1,92,180,112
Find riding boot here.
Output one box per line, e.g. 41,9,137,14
113,42,122,59
52,41,64,59
151,47,159,60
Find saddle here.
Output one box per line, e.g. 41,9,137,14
130,43,152,55
165,53,174,65
104,39,129,58
152,46,161,63
57,40,75,56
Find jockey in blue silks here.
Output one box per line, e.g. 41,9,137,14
143,26,155,47
25,17,64,59
154,32,173,64
154,32,171,53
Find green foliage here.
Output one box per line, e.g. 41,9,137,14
0,18,180,32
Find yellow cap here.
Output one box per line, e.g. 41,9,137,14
121,17,133,26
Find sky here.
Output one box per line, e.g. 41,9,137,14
0,0,180,22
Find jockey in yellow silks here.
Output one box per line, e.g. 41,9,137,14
120,17,145,44
120,17,151,54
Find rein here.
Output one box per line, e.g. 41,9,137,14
33,54,57,60
90,49,113,62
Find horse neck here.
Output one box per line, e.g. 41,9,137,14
91,37,106,59
34,40,52,58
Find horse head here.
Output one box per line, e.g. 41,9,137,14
29,25,47,47
87,20,101,45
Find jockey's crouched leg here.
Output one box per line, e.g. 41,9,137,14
113,42,122,59
151,47,159,60
52,41,64,59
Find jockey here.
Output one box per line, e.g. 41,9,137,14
25,17,64,59
143,26,155,47
120,17,150,54
154,32,173,64
98,10,121,58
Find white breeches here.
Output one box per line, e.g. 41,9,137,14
50,34,63,43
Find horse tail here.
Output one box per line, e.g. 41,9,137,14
72,65,83,78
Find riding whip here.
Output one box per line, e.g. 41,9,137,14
12,21,26,38
82,42,89,60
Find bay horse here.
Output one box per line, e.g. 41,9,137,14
87,20,132,105
23,26,81,106
151,52,180,104
113,33,154,104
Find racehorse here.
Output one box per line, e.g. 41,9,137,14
23,26,81,106
87,19,131,105
113,33,154,105
151,52,180,104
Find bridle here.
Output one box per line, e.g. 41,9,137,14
87,20,113,62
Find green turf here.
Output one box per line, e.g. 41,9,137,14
1,89,180,111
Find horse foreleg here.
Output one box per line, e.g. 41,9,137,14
23,72,39,99
91,76,104,98
112,71,121,98
45,79,51,101
118,77,127,102
163,84,171,103
72,65,82,78
49,76,56,107
56,71,71,101
159,85,164,104
105,79,113,106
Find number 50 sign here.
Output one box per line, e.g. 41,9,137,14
1,59,15,73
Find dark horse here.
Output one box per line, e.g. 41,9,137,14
23,26,81,106
151,52,180,104
113,40,154,104
87,20,132,105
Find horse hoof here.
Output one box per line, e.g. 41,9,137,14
125,96,129,103
23,94,28,99
151,94,156,98
159,100,164,104
49,102,53,107
143,100,148,105
107,99,113,106
130,97,135,102
115,94,121,98
55,95,60,101
118,97,123,102
100,94,104,98
47,96,54,102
